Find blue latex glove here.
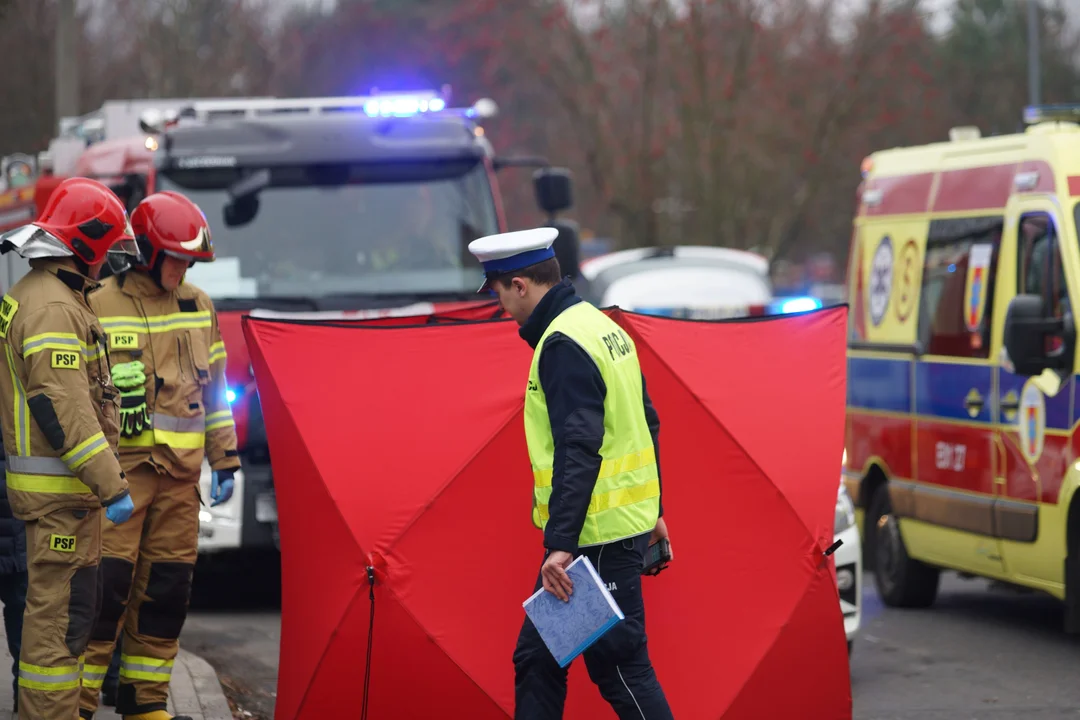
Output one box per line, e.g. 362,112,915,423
211,470,235,507
105,495,134,525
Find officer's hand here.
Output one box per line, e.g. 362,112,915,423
105,495,134,525
651,517,672,561
211,470,235,507
541,550,574,602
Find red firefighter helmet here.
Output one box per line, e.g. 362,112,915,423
130,191,214,270
0,176,138,264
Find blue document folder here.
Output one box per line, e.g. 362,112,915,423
522,555,624,668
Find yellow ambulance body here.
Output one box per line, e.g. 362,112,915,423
843,106,1080,629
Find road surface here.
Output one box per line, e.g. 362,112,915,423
181,561,1080,719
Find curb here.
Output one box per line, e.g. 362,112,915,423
178,649,235,720
0,630,233,720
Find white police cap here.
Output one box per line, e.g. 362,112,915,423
468,227,559,292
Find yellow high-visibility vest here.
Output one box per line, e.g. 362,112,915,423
524,302,660,547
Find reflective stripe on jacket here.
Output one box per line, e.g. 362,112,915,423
524,301,660,548
0,259,128,520
89,271,240,479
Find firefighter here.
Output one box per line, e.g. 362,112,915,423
468,228,674,720
0,176,138,720
79,191,239,720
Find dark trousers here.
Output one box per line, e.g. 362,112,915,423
105,639,121,690
0,570,27,700
513,532,674,720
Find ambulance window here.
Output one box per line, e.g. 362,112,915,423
917,217,1003,358
1018,211,1067,320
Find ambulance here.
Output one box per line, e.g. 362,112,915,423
844,105,1080,631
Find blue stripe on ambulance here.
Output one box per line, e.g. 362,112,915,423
848,356,1073,430
847,356,911,413
915,362,993,424
997,370,1071,429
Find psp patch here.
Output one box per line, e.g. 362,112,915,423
49,534,76,553
51,350,80,370
110,332,138,350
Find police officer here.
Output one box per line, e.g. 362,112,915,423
0,176,137,720
79,191,239,720
468,228,674,720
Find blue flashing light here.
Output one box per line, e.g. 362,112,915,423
225,388,237,404
779,297,823,314
362,94,446,118
1024,104,1080,125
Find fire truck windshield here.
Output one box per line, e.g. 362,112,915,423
155,158,496,302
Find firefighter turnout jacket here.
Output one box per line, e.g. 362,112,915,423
89,270,240,479
0,259,129,518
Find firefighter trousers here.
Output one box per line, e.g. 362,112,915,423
18,506,102,720
78,463,199,717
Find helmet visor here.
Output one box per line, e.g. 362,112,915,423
107,237,143,262
171,224,214,261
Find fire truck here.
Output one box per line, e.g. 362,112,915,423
10,90,580,559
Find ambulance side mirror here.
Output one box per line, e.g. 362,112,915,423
1003,294,1073,376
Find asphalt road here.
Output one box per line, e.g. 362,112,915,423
180,558,1080,719
182,553,283,719
853,572,1080,719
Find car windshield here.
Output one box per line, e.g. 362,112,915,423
155,158,497,302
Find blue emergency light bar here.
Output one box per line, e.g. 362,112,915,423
1023,104,1080,125
360,91,498,121
363,94,447,117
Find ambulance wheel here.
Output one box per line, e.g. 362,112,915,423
869,485,939,608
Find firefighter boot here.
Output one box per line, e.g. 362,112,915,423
122,713,193,720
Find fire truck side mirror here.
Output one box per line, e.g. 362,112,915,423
549,219,581,280
534,167,573,216
224,195,260,228
1004,293,1074,376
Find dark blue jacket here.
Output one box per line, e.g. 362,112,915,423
520,280,663,555
0,459,27,574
